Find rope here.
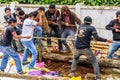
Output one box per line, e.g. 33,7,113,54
32,36,76,41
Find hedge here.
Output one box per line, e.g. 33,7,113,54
0,0,120,6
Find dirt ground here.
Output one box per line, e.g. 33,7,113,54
44,60,108,79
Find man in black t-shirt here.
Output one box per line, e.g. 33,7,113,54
19,10,28,23
68,16,112,80
0,18,30,73
4,7,22,51
106,11,120,59
4,7,16,23
45,4,62,51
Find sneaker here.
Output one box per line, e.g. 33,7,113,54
0,70,4,72
19,71,27,74
22,62,29,65
23,67,30,73
68,72,74,77
96,79,101,80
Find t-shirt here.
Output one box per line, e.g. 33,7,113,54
75,24,97,49
21,18,37,41
45,10,60,22
4,13,16,22
0,27,16,46
64,16,71,29
106,19,120,41
20,14,29,23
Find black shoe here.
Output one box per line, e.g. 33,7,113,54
0,70,4,72
22,62,29,65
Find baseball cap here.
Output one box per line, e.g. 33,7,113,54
49,4,55,9
15,7,22,11
116,11,120,17
84,16,92,24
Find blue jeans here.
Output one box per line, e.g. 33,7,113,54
34,26,45,48
61,28,75,50
107,41,120,59
0,45,23,73
71,48,101,79
22,40,38,69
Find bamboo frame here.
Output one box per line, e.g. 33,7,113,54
0,72,69,80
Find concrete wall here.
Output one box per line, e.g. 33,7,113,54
0,3,120,39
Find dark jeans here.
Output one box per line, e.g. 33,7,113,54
47,25,62,50
12,27,23,51
12,39,17,51
61,28,75,50
71,48,101,79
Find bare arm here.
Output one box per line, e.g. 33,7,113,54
16,16,22,24
12,31,30,39
36,11,43,26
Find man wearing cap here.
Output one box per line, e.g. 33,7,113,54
14,7,22,16
68,16,112,80
45,4,63,51
106,11,120,59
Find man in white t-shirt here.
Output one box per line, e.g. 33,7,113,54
21,11,43,69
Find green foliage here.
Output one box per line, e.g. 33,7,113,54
0,0,120,6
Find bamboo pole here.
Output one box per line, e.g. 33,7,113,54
0,72,69,80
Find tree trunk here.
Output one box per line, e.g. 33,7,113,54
42,52,120,69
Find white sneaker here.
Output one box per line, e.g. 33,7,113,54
68,72,74,77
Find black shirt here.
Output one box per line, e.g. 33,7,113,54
75,24,107,49
4,13,16,22
20,14,28,23
0,27,16,46
106,19,120,41
45,10,60,23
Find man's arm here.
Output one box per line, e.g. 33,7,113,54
36,11,43,26
93,33,107,42
105,20,115,31
58,16,66,26
16,16,22,24
92,26,112,42
12,31,30,39
4,15,9,23
106,20,120,32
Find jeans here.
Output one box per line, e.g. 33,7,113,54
12,39,18,51
12,27,23,51
0,45,23,73
71,48,101,79
34,26,45,48
47,25,62,50
61,28,75,50
22,40,37,69
107,41,120,59
17,39,24,51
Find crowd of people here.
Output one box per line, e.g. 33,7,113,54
0,4,120,80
